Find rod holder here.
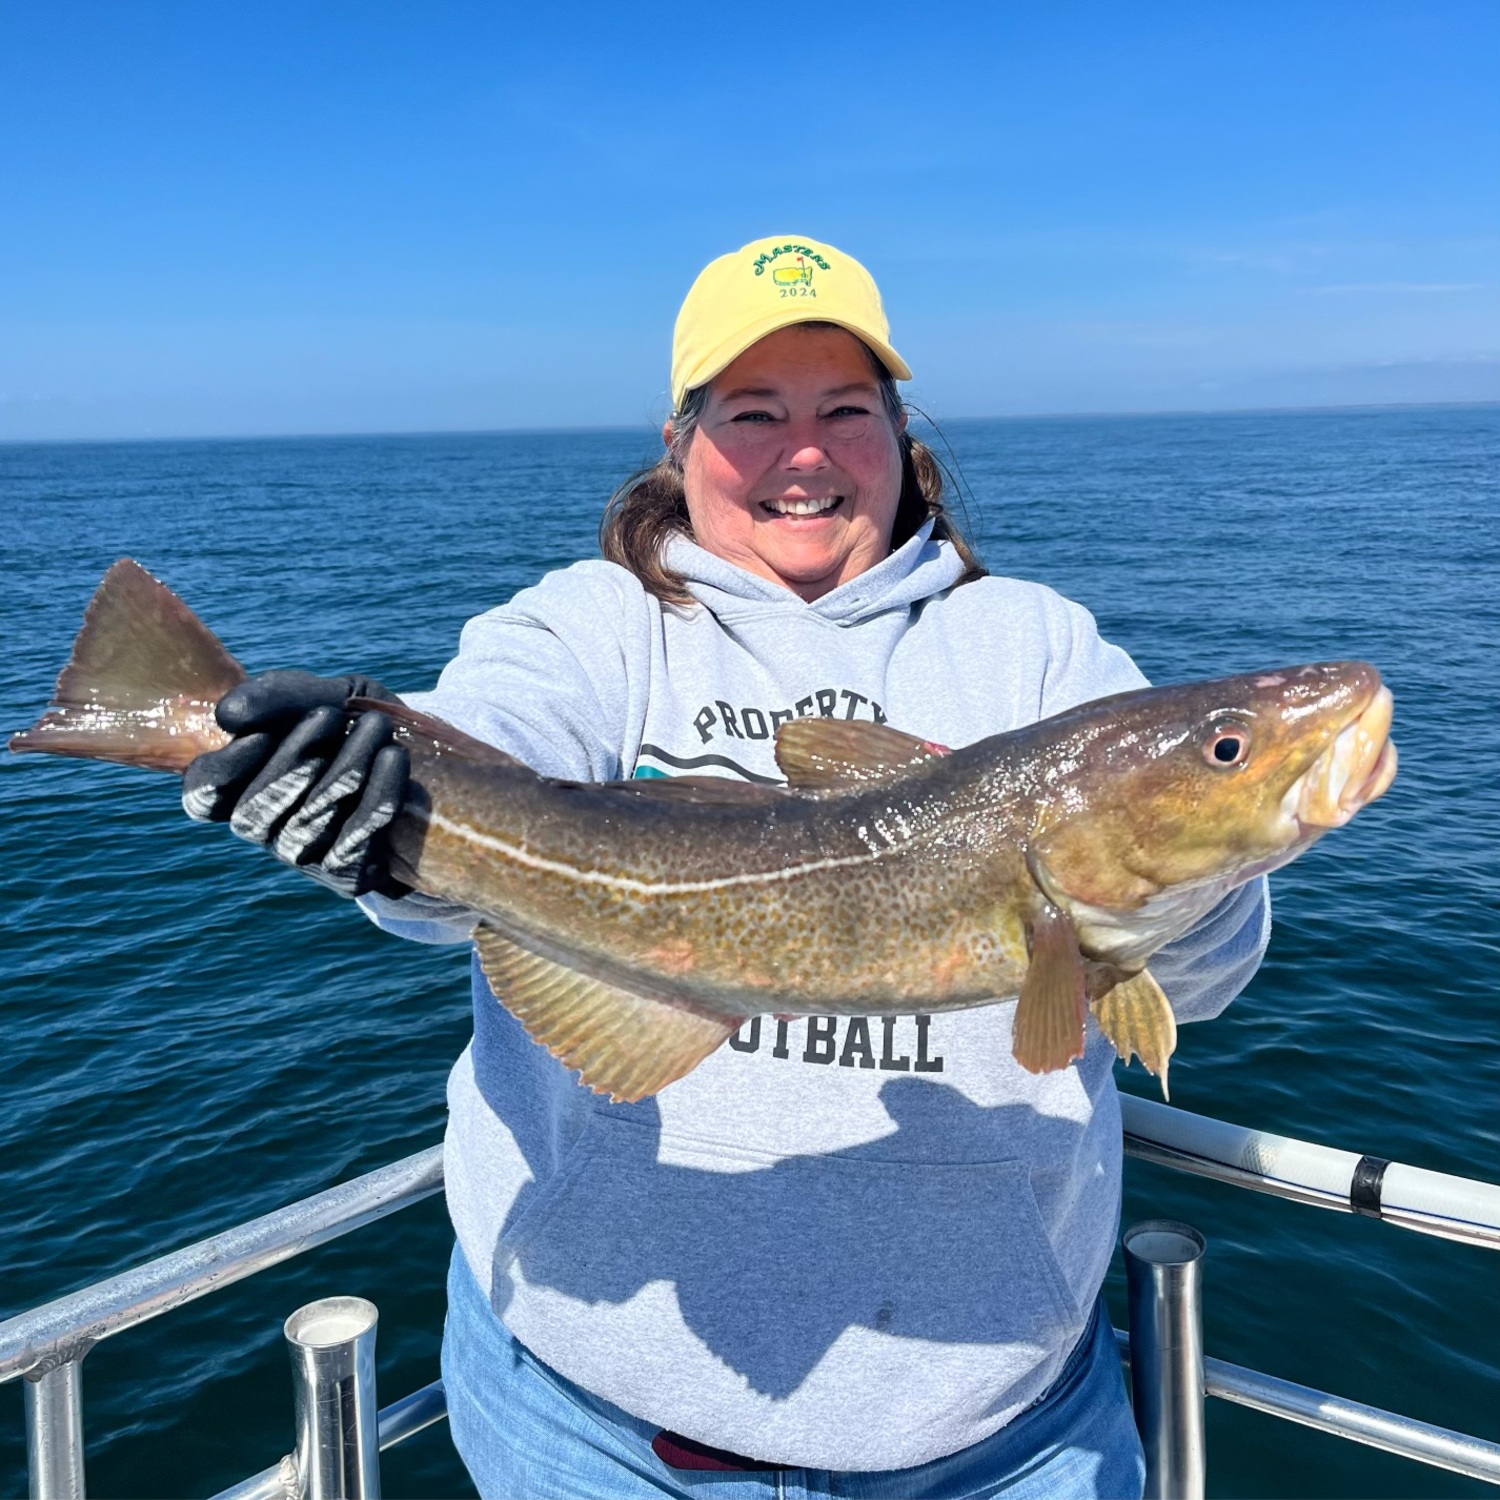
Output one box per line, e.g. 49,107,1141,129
1124,1220,1206,1500
284,1297,381,1500
24,1360,85,1500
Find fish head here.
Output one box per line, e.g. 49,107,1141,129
1023,661,1396,965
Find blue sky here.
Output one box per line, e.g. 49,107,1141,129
2,1,1496,439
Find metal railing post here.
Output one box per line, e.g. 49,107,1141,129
284,1298,381,1500
24,1359,86,1500
1124,1220,1206,1500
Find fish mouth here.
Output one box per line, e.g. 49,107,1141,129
1286,684,1398,830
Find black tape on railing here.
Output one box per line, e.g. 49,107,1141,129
1350,1155,1390,1217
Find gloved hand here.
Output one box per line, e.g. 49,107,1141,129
182,670,411,898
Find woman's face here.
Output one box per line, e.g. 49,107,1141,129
671,324,905,603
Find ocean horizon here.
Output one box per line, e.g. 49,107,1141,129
4,397,1496,450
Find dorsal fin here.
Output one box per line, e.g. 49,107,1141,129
773,719,950,790
350,697,525,770
602,774,789,806
473,924,742,1101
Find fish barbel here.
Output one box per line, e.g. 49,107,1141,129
11,560,1398,1102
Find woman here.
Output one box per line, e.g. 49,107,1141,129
184,235,1268,1498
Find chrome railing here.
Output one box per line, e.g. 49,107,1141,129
1123,1221,1207,1499
1,1103,1496,1498
1,1149,443,1500
1119,1093,1500,1248
0,1149,444,1388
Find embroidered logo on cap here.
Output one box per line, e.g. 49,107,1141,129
751,242,831,277
771,259,814,287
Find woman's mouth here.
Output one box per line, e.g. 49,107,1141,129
759,495,845,517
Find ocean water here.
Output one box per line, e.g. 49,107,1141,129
2,406,1497,1497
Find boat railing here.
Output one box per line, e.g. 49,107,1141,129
2,1098,1497,1499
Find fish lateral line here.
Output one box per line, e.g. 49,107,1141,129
424,807,916,896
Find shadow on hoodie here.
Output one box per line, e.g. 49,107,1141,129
475,997,1091,1408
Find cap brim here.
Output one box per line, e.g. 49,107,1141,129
675,310,913,409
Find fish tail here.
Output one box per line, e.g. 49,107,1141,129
9,559,247,773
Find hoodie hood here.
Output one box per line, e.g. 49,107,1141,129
662,520,966,626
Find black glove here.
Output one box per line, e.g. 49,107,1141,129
182,670,411,898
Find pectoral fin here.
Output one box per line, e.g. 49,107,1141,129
1013,900,1089,1074
1092,967,1178,1099
473,925,741,1103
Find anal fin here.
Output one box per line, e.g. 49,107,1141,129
1012,900,1089,1074
474,925,741,1102
1092,967,1178,1099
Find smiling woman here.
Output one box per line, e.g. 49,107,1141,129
599,256,985,605
164,233,1271,1500
677,324,906,599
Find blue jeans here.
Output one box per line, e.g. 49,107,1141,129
442,1246,1144,1499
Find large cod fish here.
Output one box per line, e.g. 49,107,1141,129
13,561,1397,1102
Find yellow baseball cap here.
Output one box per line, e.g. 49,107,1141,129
670,235,912,410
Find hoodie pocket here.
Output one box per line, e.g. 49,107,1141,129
496,1112,1085,1399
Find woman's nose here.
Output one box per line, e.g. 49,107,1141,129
785,442,829,470
783,419,830,470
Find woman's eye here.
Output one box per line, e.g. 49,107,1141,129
828,405,871,419
730,410,776,424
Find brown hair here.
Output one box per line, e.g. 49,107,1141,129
600,338,986,607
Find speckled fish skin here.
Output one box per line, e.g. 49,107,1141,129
390,738,1031,1017
381,659,1392,1021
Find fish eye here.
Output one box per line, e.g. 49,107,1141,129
1202,723,1251,768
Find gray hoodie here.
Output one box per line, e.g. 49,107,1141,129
361,522,1269,1471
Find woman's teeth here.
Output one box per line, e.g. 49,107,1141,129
763,496,843,516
